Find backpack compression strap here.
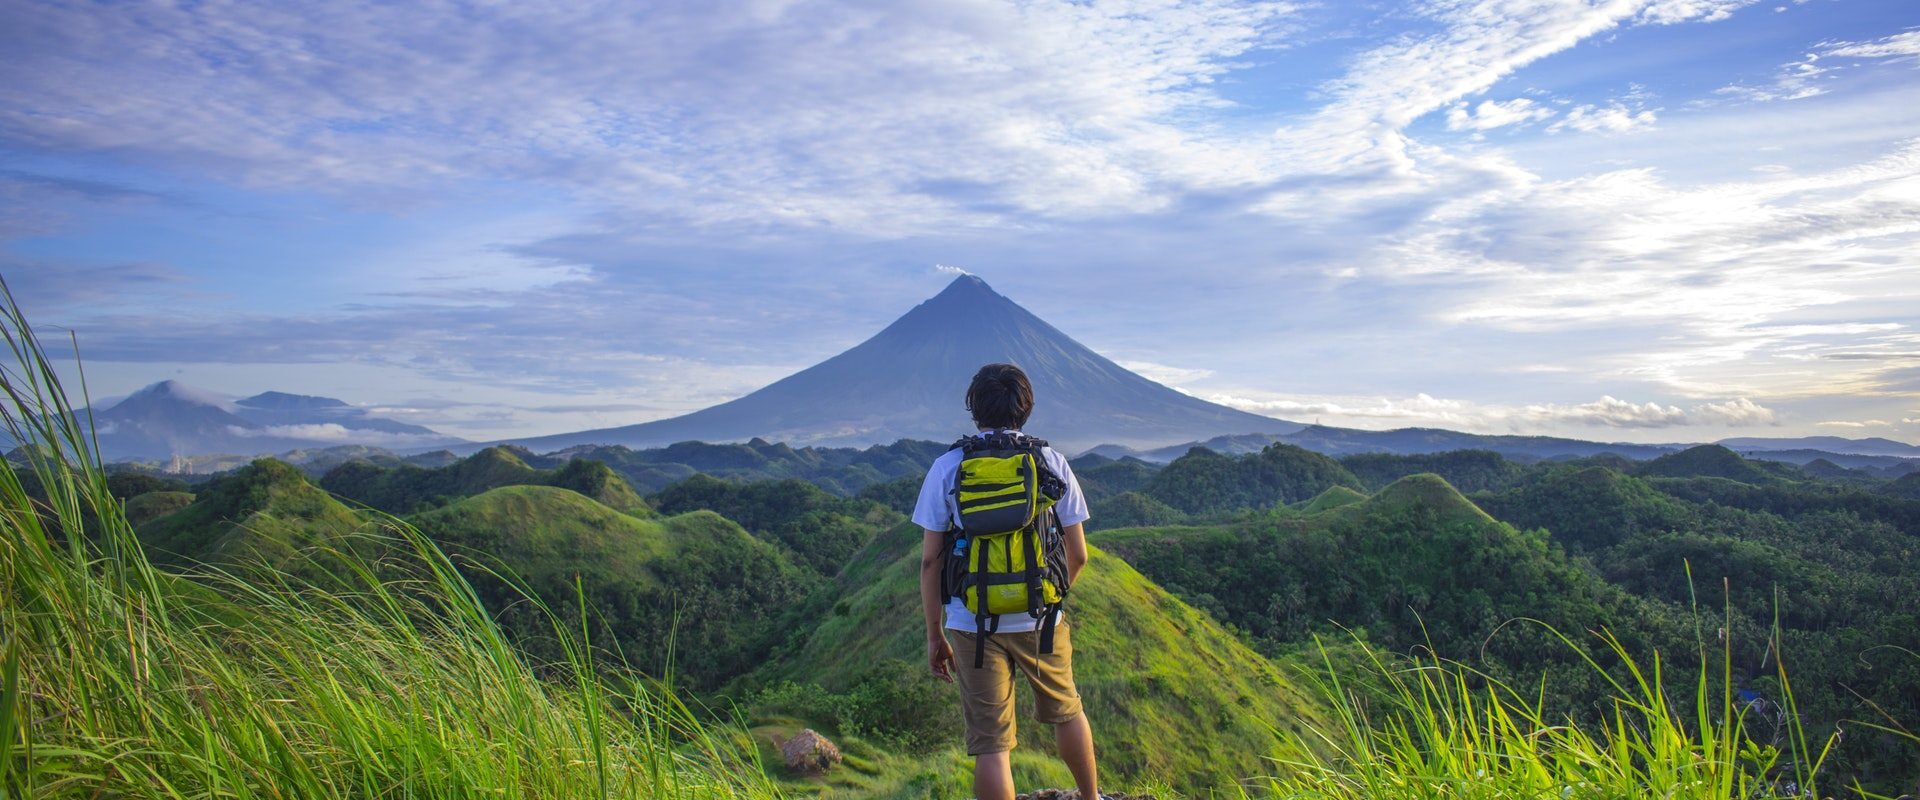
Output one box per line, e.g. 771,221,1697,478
973,533,999,668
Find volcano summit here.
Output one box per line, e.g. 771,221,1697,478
501,275,1299,453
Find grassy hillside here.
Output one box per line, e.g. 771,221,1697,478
1294,485,1366,514
407,486,819,689
747,521,1336,796
0,291,779,799
135,457,366,570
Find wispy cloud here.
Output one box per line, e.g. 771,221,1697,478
1200,390,1777,432
1821,29,1920,60
1447,98,1556,132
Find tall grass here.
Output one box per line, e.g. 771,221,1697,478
0,281,781,798
1251,611,1915,800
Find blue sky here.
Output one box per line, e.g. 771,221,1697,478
2,0,1917,443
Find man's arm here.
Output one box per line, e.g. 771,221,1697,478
1062,521,1088,585
920,529,954,682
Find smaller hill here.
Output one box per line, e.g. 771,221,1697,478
320,446,649,514
1090,490,1186,529
105,471,190,500
1072,456,1161,503
408,486,818,689
1141,443,1362,516
123,490,194,527
135,458,365,570
1476,466,1695,551
650,474,898,575
1296,485,1367,514
1879,471,1920,500
546,458,649,513
1636,444,1783,484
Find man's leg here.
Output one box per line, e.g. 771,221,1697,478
1054,712,1098,799
974,749,1015,800
952,630,1019,799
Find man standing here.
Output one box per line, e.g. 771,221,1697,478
914,363,1104,800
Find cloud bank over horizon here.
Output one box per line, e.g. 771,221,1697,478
2,0,1916,443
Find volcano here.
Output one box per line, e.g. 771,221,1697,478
500,275,1299,452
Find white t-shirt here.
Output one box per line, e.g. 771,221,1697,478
911,430,1090,632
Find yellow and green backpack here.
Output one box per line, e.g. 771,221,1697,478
942,430,1071,667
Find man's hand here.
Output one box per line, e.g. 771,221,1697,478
927,636,955,683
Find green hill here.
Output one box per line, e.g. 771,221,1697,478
135,458,365,570
1474,465,1694,551
1636,444,1786,484
546,458,650,513
321,446,650,514
651,474,898,575
749,521,1333,795
1141,443,1362,516
407,485,817,688
1089,490,1187,528
1878,470,1920,500
1295,484,1367,514
1071,456,1160,502
124,490,195,527
1094,474,1685,706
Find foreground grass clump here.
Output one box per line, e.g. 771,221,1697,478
1254,624,1918,800
0,287,780,799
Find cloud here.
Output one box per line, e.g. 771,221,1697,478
1821,30,1920,61
934,263,974,277
1201,390,1777,432
1447,98,1555,131
1815,419,1891,429
1,258,188,311
225,423,457,447
10,0,1913,443
1117,360,1216,386
1716,54,1831,102
1548,103,1658,134
0,0,1298,231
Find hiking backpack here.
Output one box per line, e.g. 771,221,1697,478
941,430,1072,667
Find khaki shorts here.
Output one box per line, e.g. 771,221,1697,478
947,623,1083,755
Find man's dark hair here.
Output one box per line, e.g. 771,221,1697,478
966,363,1034,430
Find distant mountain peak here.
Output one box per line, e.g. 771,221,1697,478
236,391,350,410
126,379,231,409
931,273,998,300
489,274,1301,452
